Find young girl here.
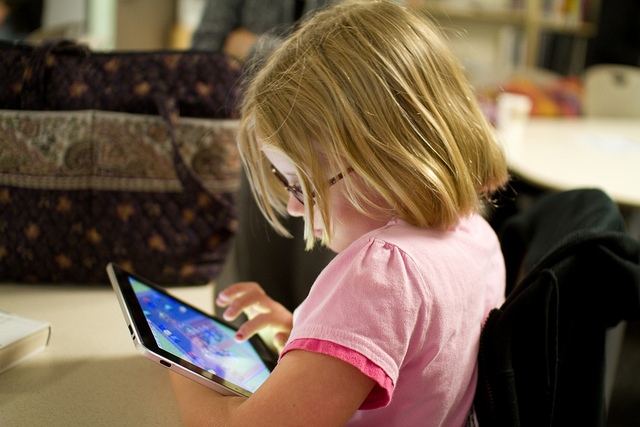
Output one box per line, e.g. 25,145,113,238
171,1,509,425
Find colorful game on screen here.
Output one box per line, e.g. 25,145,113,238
129,278,270,392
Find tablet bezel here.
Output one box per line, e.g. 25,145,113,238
107,262,276,398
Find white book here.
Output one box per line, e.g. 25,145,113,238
0,311,52,375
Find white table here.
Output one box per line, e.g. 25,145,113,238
501,117,640,208
0,282,215,426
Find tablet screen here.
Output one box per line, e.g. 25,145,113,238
108,263,275,397
130,277,271,393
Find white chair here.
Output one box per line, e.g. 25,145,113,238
583,64,640,118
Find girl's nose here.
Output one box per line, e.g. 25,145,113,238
287,193,305,217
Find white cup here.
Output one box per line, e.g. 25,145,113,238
496,92,532,150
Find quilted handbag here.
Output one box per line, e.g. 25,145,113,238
0,40,243,285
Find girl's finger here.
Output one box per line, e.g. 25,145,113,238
223,289,281,321
216,281,264,307
234,312,292,343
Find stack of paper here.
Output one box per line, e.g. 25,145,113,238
0,311,52,375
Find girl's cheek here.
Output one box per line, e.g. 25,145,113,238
286,194,305,217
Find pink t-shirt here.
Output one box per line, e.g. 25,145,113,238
280,215,505,426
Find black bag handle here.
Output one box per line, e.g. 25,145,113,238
20,40,89,110
153,94,234,212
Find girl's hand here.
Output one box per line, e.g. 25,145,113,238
216,282,293,354
222,27,258,62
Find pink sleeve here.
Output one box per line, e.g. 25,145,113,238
281,338,394,409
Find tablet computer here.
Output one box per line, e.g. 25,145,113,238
107,262,276,397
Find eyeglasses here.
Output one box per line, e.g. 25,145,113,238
271,165,354,206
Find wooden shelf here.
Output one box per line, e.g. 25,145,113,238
539,20,597,37
417,4,526,25
412,1,600,70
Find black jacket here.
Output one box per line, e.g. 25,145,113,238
475,189,640,426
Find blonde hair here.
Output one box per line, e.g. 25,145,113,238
238,0,508,249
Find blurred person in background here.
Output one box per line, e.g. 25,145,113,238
191,0,338,312
0,0,43,41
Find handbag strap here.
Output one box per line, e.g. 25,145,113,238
20,40,90,110
153,94,234,218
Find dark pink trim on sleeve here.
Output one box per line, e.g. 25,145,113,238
281,338,394,409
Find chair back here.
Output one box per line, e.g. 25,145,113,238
475,189,640,427
584,64,640,117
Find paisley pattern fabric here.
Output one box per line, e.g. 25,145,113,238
0,110,240,192
0,41,243,285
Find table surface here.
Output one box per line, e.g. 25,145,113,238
0,282,215,426
501,117,640,207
